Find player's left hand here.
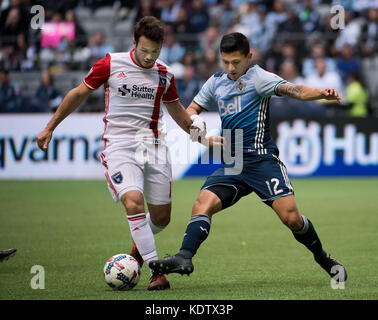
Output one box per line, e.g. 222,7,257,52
36,128,53,152
320,88,342,103
190,114,207,142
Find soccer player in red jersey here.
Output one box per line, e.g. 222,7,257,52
37,16,208,290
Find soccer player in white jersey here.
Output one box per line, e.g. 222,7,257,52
36,16,208,290
150,32,347,285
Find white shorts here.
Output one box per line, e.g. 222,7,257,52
101,142,172,205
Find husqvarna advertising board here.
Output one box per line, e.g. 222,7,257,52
0,113,377,179
273,118,378,176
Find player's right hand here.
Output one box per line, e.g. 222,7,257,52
320,88,342,103
190,114,207,142
36,128,53,152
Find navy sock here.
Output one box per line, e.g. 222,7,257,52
179,214,211,259
292,215,323,258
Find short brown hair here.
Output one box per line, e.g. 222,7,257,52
134,16,164,45
220,32,250,56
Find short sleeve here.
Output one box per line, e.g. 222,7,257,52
193,76,217,111
253,65,287,97
162,75,179,104
83,53,111,90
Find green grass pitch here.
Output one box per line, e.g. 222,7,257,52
1,178,378,300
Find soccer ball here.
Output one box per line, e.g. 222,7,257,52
103,254,141,290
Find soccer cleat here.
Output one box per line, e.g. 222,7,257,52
147,273,170,290
130,241,144,268
0,248,17,262
148,254,194,275
315,250,347,282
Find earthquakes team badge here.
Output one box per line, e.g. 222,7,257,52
111,171,123,184
159,75,167,86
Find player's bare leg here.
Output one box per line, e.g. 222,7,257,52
271,195,303,231
148,202,171,231
121,191,170,290
191,189,222,217
121,190,145,215
149,190,222,275
272,195,347,282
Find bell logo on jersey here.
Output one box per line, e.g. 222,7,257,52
218,96,242,117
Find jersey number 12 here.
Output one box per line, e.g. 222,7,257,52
266,178,283,196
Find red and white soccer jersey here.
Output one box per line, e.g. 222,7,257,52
83,50,178,204
83,49,179,146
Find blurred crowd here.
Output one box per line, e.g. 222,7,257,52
0,0,377,117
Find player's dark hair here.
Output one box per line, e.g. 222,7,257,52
134,16,164,45
220,32,250,56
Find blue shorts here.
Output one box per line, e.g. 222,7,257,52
201,152,294,208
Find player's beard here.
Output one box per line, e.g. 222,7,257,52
134,51,155,68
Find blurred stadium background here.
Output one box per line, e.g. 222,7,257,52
1,0,378,300
0,0,377,115
1,0,377,179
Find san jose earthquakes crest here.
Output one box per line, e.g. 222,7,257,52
159,74,167,87
111,171,123,184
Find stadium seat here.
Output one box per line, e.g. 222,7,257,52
113,20,133,34
82,20,109,35
75,6,92,21
9,72,40,96
110,20,134,51
93,7,115,20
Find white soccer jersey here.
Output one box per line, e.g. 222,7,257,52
83,50,179,147
83,50,177,204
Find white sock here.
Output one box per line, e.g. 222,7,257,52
127,212,158,266
146,212,165,235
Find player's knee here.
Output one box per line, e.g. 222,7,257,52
193,185,235,216
148,203,171,227
281,208,302,231
121,194,144,215
153,211,171,227
124,202,144,215
192,197,215,216
192,199,203,214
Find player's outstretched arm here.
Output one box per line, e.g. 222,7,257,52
186,101,223,148
186,101,203,117
36,82,92,151
165,100,193,135
276,82,342,103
